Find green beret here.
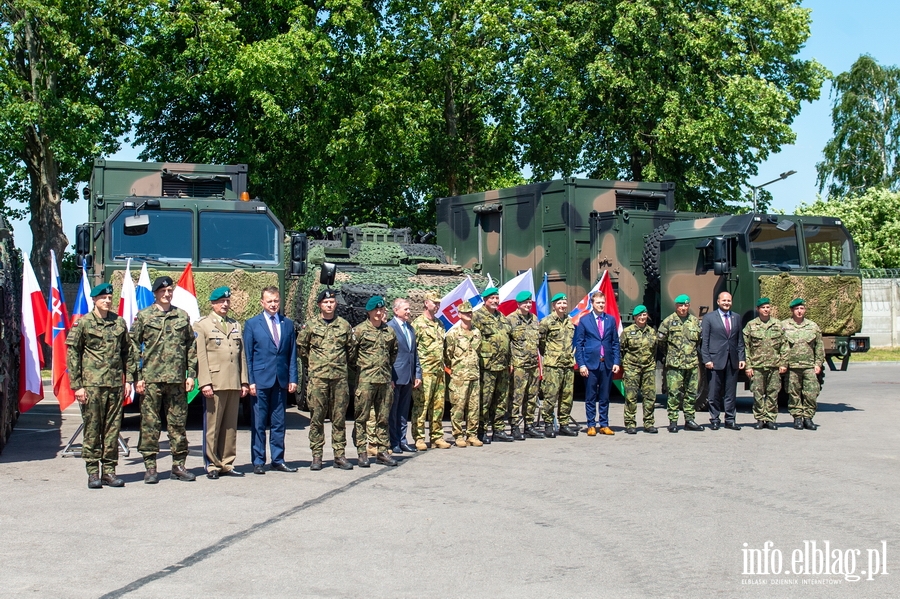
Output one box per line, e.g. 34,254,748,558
481,287,499,298
90,283,113,297
152,276,174,292
550,292,566,304
632,304,648,316
789,298,805,308
674,294,690,304
317,289,337,303
516,290,533,303
756,297,771,308
366,295,385,311
458,300,474,313
209,286,231,301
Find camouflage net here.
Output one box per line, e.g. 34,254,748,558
759,274,862,336
0,219,22,454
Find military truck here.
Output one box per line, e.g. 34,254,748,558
437,178,869,371
0,216,22,454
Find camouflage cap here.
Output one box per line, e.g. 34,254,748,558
209,286,231,301
317,289,337,303
424,291,442,303
674,294,690,304
481,287,499,298
366,295,386,311
458,300,474,313
632,304,648,316
790,298,805,308
152,276,174,292
516,290,532,303
550,292,566,304
90,283,113,297
756,297,771,308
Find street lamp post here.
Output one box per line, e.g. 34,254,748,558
752,170,797,213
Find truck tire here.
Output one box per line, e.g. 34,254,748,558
642,223,670,290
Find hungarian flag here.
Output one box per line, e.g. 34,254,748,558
170,263,201,402
45,250,75,411
118,258,138,329
71,264,93,325
19,255,48,413
496,269,536,316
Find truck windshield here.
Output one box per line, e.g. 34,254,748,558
111,210,193,262
199,211,280,264
748,223,801,270
803,225,855,269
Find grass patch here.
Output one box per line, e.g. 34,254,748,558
849,347,900,362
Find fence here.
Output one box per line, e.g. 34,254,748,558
862,276,900,348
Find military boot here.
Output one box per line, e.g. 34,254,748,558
310,456,323,471
467,435,484,447
415,439,428,451
433,438,452,449
333,456,353,470
524,426,545,439
171,465,196,481
144,467,159,484
557,425,577,437
793,417,803,430
455,437,468,448
511,426,525,441
544,424,557,438
376,452,398,466
101,473,125,487
754,420,765,430
357,452,370,468
492,430,514,442
803,418,818,431
667,421,678,433
87,473,102,489
684,420,703,431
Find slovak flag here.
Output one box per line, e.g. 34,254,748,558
536,272,550,320
118,258,138,329
437,276,483,330
497,269,536,316
136,262,154,311
45,250,75,411
19,254,48,413
71,263,93,325
171,262,200,324
570,270,624,391
569,271,605,326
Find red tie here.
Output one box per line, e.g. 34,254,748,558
724,313,731,336
597,315,605,358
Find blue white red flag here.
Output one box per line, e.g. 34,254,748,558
45,250,75,411
71,264,93,324
569,271,606,326
437,276,483,330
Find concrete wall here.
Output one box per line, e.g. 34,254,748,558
862,279,900,348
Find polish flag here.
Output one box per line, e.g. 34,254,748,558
71,264,93,325
45,250,75,411
19,255,48,413
118,258,138,329
171,263,200,324
496,269,536,316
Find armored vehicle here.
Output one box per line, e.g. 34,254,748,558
0,216,22,454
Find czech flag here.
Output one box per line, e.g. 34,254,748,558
19,254,48,413
437,276,483,330
45,250,75,411
497,269,536,316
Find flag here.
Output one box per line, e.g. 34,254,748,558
569,270,625,394
71,264,93,325
437,276,483,330
136,262,154,310
497,269,535,316
45,250,75,411
536,272,550,320
171,263,200,324
485,273,495,290
19,254,48,413
118,258,138,329
569,271,607,326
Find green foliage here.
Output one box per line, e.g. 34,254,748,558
796,189,900,268
816,55,900,198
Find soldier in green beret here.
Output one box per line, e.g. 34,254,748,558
742,297,787,430
539,293,578,437
411,291,451,449
781,298,824,430
508,290,543,438
471,287,513,443
620,305,658,434
657,294,704,433
444,300,482,447
66,283,138,488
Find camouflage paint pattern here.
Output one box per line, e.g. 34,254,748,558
79,387,124,474
139,381,189,468
759,275,861,337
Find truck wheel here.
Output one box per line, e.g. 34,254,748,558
642,223,670,290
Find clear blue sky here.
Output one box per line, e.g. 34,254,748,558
11,0,900,253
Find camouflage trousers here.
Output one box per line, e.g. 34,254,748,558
510,368,540,429
540,366,574,426
751,367,782,422
308,377,349,458
353,382,392,454
80,386,124,475
449,377,479,439
139,382,189,469
666,367,698,422
480,369,509,432
623,364,656,428
787,368,819,418
412,372,446,442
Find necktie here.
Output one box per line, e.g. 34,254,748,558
597,314,605,358
724,313,731,336
270,315,280,346
404,323,412,347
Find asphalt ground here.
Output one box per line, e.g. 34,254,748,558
0,363,898,598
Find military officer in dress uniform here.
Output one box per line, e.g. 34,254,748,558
194,286,250,479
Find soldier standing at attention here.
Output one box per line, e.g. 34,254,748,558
444,301,482,447
351,296,399,468
743,297,787,430
620,305,658,434
411,292,451,449
194,287,250,479
471,287,513,443
782,298,824,431
66,283,137,489
657,294,704,433
508,291,543,438
132,276,198,483
297,289,356,471
538,293,578,437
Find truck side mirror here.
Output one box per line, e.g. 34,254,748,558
290,233,308,276
124,214,150,236
320,262,336,286
75,224,93,268
713,237,731,275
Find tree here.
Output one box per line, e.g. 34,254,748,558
796,189,900,269
816,55,900,198
0,0,135,284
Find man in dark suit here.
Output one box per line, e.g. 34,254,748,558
387,298,422,452
243,286,298,473
701,291,746,430
573,292,621,436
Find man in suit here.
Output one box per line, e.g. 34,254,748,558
387,298,422,452
243,286,298,473
194,287,250,479
573,292,621,436
701,291,746,430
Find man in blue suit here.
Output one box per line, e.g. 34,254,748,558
243,286,298,474
387,298,422,452
574,292,621,436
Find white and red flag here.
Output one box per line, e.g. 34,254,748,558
19,254,49,413
171,263,200,324
45,250,75,411
496,269,536,316
118,258,138,329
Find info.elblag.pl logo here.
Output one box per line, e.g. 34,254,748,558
741,541,888,584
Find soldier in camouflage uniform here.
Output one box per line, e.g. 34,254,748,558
411,291,451,449
538,293,577,437
620,305,658,434
351,296,399,468
132,276,199,483
297,289,356,470
508,291,543,438
471,287,513,443
781,298,825,431
657,294,704,433
66,283,137,489
742,297,787,430
444,301,482,447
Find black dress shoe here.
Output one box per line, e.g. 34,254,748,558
724,422,740,431
645,426,658,434
376,452,397,467
222,468,245,477
357,454,370,468
793,417,804,430
492,431,514,442
667,421,678,433
206,470,220,480
271,462,297,472
310,456,323,471
625,427,637,435
101,473,125,487
765,421,778,430
399,442,417,453
803,418,818,430
253,464,266,475
391,446,403,454
333,456,353,470
754,421,765,430
87,474,102,489
557,426,577,437
684,420,703,431
709,421,721,430
524,426,545,439
511,426,525,441
544,426,557,438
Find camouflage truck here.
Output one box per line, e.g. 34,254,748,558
437,178,869,374
0,216,22,454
